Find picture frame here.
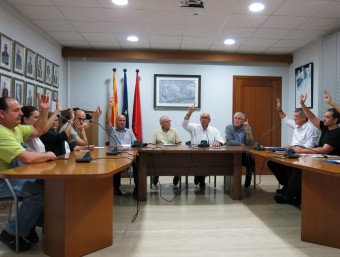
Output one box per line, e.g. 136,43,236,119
45,87,52,101
25,48,36,79
154,74,201,110
52,90,58,101
0,73,12,97
52,64,59,88
25,82,35,106
36,54,45,82
45,59,52,85
13,41,25,75
13,78,24,105
0,34,13,71
35,85,44,107
295,62,313,108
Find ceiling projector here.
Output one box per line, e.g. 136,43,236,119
180,0,204,9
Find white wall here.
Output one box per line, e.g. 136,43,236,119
0,2,64,107
69,60,289,146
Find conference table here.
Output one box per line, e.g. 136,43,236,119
137,145,246,201
247,149,340,249
0,148,136,257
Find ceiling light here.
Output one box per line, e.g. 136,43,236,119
249,2,265,12
112,0,128,6
127,35,138,42
224,39,235,45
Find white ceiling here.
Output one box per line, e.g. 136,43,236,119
5,0,340,54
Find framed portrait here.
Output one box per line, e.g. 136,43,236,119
0,73,12,97
154,74,201,110
13,78,24,105
25,48,36,79
52,90,58,101
36,54,45,82
13,41,25,75
0,34,13,71
35,85,44,107
295,63,313,108
52,64,59,88
45,87,52,102
25,82,35,106
45,59,52,85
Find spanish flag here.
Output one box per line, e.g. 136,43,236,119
132,69,142,140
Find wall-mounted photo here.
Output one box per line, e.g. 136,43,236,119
52,90,58,101
13,41,24,75
36,54,45,82
0,73,12,97
45,59,52,85
13,78,24,105
154,74,201,110
52,64,59,88
25,82,35,106
0,34,13,71
25,48,36,79
295,63,313,108
45,87,52,101
35,85,44,107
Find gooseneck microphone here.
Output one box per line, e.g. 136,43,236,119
57,114,92,162
89,120,121,155
254,123,281,150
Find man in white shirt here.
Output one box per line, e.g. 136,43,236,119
182,104,224,187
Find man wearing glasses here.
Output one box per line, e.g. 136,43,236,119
182,104,224,187
149,115,182,186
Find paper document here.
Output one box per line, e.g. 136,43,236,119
300,154,326,158
163,143,177,146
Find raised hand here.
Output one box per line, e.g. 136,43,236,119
93,105,103,121
188,103,196,113
55,98,61,112
108,98,114,107
276,98,281,111
243,119,250,130
324,90,331,104
300,93,307,105
37,93,50,110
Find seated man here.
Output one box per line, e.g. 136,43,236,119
149,115,182,186
0,95,56,251
225,112,255,188
268,98,317,199
105,98,137,196
182,104,224,187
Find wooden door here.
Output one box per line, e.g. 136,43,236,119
233,76,282,174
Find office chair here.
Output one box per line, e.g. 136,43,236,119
0,179,22,253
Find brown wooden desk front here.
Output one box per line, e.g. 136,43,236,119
137,145,245,201
0,148,136,257
247,149,340,249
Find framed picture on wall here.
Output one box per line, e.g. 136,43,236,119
25,48,36,79
13,41,25,75
295,62,313,108
154,74,201,110
52,90,58,101
25,82,35,106
36,54,45,82
45,59,52,85
52,64,59,88
13,78,24,105
0,73,12,97
36,85,44,107
45,87,52,102
0,34,13,71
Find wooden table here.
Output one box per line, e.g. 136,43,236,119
0,148,136,257
247,149,340,249
137,145,246,201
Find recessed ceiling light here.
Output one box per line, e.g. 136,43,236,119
127,35,138,42
224,39,235,45
249,2,265,12
112,0,128,6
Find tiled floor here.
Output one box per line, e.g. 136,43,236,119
0,175,339,256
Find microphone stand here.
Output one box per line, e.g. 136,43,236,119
254,123,281,150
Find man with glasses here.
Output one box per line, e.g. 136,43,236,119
149,115,182,186
60,106,102,148
268,98,318,205
225,112,255,188
182,104,224,187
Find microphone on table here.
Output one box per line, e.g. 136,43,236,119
89,120,121,155
198,130,210,147
254,123,281,150
57,114,92,163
